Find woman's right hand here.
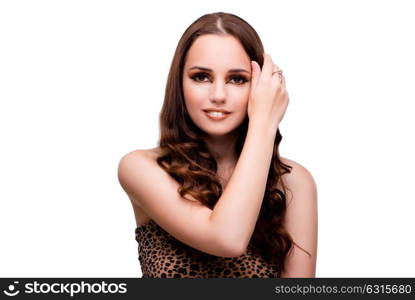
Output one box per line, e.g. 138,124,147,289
247,53,289,132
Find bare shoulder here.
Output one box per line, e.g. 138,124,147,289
117,146,241,257
279,157,318,277
117,147,164,197
279,156,318,203
120,147,162,163
117,147,165,226
279,156,316,184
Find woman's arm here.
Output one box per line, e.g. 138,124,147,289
209,119,277,254
279,159,318,277
117,125,275,258
208,54,288,254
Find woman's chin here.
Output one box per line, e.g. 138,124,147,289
201,127,240,139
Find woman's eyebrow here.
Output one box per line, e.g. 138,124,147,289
188,66,249,73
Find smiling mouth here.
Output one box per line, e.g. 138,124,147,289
204,110,231,120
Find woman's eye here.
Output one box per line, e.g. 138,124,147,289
229,75,248,85
191,73,209,82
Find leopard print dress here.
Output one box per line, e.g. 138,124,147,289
135,219,280,278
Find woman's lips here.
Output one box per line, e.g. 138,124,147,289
204,111,231,121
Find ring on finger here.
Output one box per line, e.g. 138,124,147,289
272,69,283,75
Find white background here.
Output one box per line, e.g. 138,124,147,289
1,0,414,277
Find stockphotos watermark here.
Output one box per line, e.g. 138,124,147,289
2,280,127,297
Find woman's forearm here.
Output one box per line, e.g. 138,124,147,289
209,120,277,254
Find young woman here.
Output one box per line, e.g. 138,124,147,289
118,12,318,278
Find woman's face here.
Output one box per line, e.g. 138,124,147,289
182,34,252,138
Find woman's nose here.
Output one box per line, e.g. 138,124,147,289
209,81,226,103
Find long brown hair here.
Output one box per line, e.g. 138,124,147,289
156,12,301,275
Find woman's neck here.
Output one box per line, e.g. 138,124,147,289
203,133,238,169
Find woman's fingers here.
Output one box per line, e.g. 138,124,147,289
250,60,260,97
260,53,274,79
263,54,284,86
247,52,289,128
271,63,284,87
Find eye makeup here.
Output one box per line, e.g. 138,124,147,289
189,72,249,85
